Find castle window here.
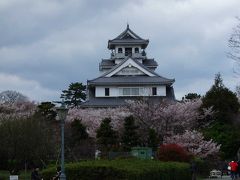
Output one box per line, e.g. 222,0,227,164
135,47,139,53
118,48,123,53
152,87,157,95
105,88,109,96
123,88,131,96
131,88,139,95
125,48,132,56
119,87,144,96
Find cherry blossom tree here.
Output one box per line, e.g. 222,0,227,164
0,90,28,104
0,101,36,119
164,130,221,158
67,98,213,141
228,17,240,76
127,98,213,137
67,107,130,137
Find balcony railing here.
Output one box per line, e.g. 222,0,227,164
113,53,145,59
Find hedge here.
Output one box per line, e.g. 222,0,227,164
42,159,191,180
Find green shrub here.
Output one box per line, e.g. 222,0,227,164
42,159,191,180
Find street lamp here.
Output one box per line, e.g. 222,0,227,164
56,102,69,180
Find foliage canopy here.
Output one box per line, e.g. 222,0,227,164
61,82,86,107
201,73,240,122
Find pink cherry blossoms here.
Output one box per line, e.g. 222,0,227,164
67,107,130,137
164,130,221,158
0,101,36,119
67,98,213,140
65,98,218,158
127,98,213,136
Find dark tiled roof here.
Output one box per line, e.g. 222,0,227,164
114,24,144,40
108,25,149,49
99,57,160,78
99,58,158,71
94,57,174,85
81,97,126,108
88,76,174,86
81,96,175,108
99,57,130,77
100,59,115,66
142,59,158,67
108,40,149,49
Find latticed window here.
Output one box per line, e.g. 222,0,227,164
119,87,144,96
125,48,132,56
123,88,131,95
118,48,123,53
131,88,139,95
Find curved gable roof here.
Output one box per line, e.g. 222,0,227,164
108,25,149,49
101,57,157,77
88,57,175,86
114,24,144,40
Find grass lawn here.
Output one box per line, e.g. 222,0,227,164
0,170,30,180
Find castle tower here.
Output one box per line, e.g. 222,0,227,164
82,25,175,108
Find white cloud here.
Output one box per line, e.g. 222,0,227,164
175,77,213,99
0,73,59,102
0,0,240,102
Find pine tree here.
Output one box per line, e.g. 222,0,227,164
201,73,240,122
61,82,86,107
147,128,159,151
121,116,139,151
96,118,118,152
183,93,201,100
201,73,240,158
70,119,88,146
36,102,57,122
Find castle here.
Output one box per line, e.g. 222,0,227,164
82,25,175,108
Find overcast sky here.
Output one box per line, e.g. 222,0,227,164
0,0,239,102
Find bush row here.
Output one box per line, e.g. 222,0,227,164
42,159,191,180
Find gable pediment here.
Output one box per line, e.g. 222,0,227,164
104,58,156,77
122,33,135,39
115,66,145,76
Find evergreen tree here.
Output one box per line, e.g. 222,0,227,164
203,122,240,159
183,93,201,100
147,128,159,151
36,102,57,122
69,119,88,146
201,73,240,158
61,82,86,107
121,116,139,151
96,118,118,152
201,73,240,122
0,116,56,168
65,119,93,160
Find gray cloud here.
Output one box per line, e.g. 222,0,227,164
0,0,239,101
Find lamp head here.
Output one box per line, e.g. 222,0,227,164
56,103,68,120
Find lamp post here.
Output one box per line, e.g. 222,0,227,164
56,102,69,180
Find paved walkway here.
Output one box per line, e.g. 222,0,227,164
203,175,235,180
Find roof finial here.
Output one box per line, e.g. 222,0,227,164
127,22,129,29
